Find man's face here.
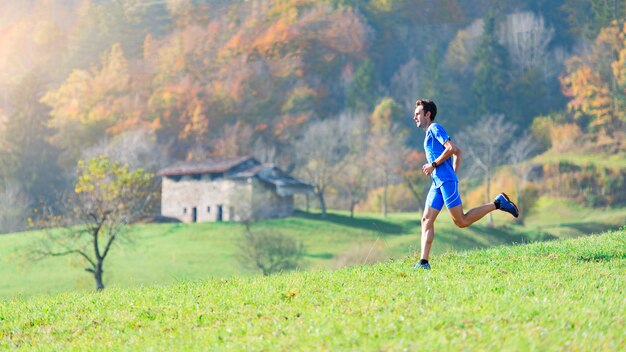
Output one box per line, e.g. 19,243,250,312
414,105,428,128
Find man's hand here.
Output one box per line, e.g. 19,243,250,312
422,163,434,176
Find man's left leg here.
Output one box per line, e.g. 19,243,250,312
447,203,495,228
442,182,519,227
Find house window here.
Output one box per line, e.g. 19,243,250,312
207,206,211,213
183,207,187,214
168,175,182,182
191,173,202,180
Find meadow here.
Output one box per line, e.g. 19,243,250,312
1,228,624,350
1,196,625,298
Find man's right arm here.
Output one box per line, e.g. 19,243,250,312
453,145,462,173
443,140,462,173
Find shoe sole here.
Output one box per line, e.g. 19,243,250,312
500,192,520,218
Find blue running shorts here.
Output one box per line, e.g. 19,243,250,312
425,181,462,211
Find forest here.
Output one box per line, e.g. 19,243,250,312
0,0,624,233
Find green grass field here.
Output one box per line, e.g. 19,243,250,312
1,228,624,350
532,149,626,169
1,196,625,298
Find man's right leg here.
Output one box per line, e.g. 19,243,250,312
415,184,443,269
420,206,440,261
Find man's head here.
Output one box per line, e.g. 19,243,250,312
414,99,437,129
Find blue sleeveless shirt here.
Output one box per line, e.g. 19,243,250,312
424,123,458,187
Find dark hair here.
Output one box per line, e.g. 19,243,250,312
415,99,437,121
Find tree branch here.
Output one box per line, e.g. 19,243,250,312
101,228,117,260
34,248,96,269
92,211,110,261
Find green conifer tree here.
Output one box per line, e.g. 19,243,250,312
471,13,509,115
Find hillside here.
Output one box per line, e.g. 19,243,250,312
3,197,626,298
1,229,624,350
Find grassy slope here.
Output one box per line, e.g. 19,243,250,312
532,149,626,169
1,229,624,350
2,198,626,298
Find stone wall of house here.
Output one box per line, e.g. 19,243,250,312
161,175,294,222
161,175,252,223
250,179,294,220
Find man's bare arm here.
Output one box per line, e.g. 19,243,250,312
452,144,462,173
422,140,462,175
442,140,461,166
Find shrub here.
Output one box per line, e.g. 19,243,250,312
548,123,582,153
530,115,555,151
237,229,305,276
516,184,540,225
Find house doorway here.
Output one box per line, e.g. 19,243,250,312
192,207,197,223
217,205,223,222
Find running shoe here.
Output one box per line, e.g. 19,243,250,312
413,262,431,270
495,193,519,218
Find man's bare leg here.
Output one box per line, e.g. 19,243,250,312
420,206,440,260
447,203,496,228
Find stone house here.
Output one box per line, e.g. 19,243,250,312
158,156,313,223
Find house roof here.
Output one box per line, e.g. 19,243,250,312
157,156,258,176
231,164,314,196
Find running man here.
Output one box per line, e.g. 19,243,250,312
413,99,519,269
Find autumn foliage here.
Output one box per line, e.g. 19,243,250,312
561,21,626,132
0,0,624,222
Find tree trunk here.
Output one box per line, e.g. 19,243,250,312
94,262,104,291
317,191,327,218
305,194,310,212
350,198,356,218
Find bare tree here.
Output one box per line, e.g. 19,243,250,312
498,12,554,76
295,113,355,218
341,158,371,218
32,157,156,290
334,112,369,217
457,115,516,226
508,132,538,224
390,58,421,111
237,228,304,276
366,126,404,217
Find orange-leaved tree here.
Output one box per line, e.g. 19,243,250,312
560,20,626,132
41,43,133,164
